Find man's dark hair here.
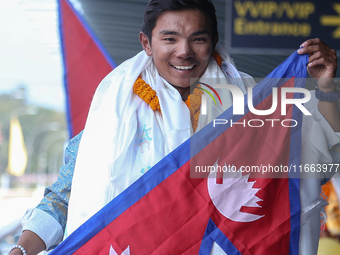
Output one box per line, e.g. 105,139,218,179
141,0,218,44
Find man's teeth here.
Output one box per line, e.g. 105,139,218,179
173,65,194,70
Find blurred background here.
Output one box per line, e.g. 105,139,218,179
0,0,67,253
0,0,340,254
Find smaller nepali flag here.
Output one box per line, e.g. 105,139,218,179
58,0,115,137
51,51,308,255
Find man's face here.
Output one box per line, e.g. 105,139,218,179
140,9,215,88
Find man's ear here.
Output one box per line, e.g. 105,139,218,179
140,32,152,56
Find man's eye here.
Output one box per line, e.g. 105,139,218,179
164,38,175,42
194,38,207,42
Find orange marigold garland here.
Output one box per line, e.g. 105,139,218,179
213,51,222,67
133,77,161,113
189,84,204,132
133,77,204,132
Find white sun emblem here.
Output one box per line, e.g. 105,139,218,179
207,158,264,222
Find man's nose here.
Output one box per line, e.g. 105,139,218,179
176,40,194,58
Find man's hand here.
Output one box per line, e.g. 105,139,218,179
297,38,337,92
8,230,46,255
298,38,340,132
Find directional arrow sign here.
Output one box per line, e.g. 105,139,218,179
320,4,340,38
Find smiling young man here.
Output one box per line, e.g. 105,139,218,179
9,0,339,255
139,8,217,100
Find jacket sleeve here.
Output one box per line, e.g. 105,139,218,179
21,131,83,250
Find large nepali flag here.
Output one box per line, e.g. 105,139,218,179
58,0,115,137
51,52,308,255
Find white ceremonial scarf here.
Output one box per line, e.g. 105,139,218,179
65,47,249,237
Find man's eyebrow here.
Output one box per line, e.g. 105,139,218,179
159,30,179,35
158,30,210,36
192,30,210,36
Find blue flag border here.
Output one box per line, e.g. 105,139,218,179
198,218,242,255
